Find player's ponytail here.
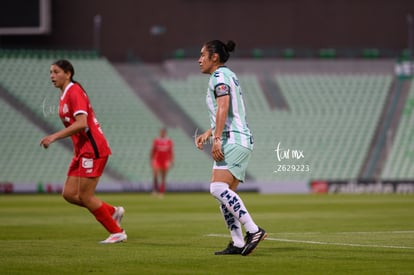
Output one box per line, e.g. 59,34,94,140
225,40,236,53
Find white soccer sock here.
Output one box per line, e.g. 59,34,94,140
210,182,259,234
219,203,245,248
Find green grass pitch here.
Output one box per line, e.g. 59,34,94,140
0,193,413,274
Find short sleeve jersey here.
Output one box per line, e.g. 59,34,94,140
152,137,173,161
205,66,253,150
59,82,111,158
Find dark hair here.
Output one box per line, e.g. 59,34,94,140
52,59,75,82
204,40,236,63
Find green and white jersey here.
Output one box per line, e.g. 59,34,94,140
206,66,253,150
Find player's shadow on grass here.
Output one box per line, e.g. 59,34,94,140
262,246,304,253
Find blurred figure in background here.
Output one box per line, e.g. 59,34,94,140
150,127,174,197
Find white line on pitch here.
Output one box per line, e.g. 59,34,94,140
207,230,414,236
206,234,414,250
334,230,414,234
273,230,414,235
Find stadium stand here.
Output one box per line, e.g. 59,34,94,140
382,81,414,179
160,70,392,181
0,51,213,187
1,52,408,189
269,74,391,180
0,96,79,183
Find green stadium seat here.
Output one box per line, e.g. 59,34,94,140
0,52,396,185
362,48,380,59
319,48,336,59
0,52,214,185
382,81,414,179
161,72,391,181
283,48,295,59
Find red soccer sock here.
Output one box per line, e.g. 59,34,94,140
101,201,115,216
92,204,122,234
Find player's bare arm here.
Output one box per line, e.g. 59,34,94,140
212,95,229,162
40,114,88,149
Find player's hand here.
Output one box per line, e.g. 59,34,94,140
195,133,208,150
39,135,56,149
211,139,224,162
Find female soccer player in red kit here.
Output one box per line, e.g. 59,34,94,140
150,128,174,196
40,59,127,243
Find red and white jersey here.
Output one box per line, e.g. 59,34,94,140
59,82,111,158
151,137,173,161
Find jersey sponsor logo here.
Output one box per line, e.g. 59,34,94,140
220,190,247,219
63,103,69,114
232,163,241,168
220,204,240,231
214,84,230,97
82,158,94,169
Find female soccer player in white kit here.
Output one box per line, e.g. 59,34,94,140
195,40,266,255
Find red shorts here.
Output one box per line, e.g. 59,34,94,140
152,158,171,170
67,155,109,178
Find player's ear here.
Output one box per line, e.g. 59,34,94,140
65,71,72,81
211,53,220,63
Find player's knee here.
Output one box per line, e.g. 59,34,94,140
62,191,78,204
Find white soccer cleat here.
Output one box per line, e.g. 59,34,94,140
112,206,125,227
99,230,127,244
